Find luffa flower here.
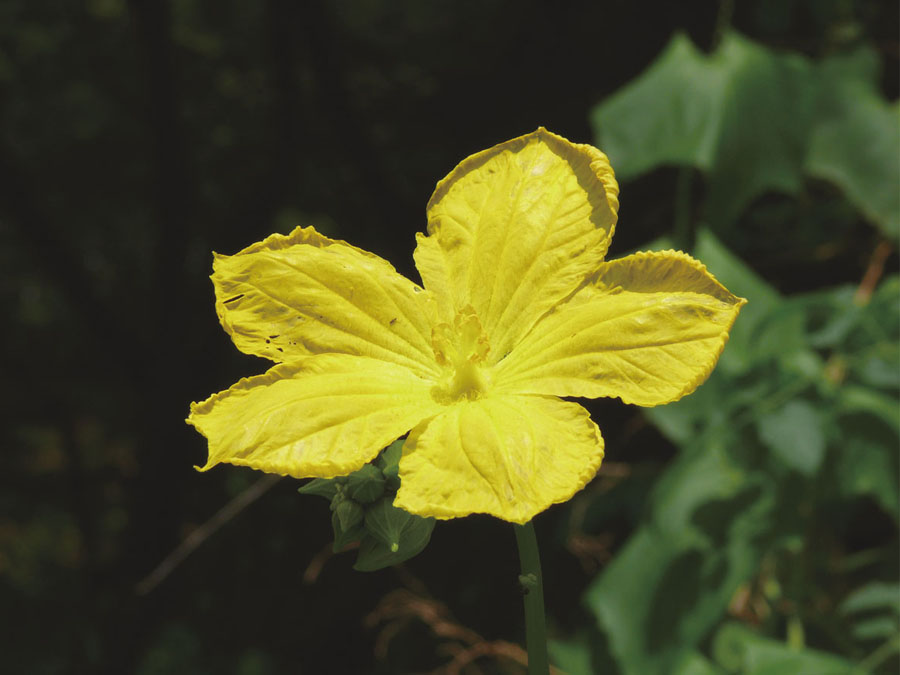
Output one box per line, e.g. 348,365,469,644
188,128,745,524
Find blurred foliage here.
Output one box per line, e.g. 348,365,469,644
571,231,899,674
0,0,897,674
553,21,899,675
592,32,899,238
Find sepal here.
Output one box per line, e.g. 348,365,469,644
298,477,341,500
375,439,403,490
331,494,365,551
345,464,386,504
298,440,435,570
354,497,435,572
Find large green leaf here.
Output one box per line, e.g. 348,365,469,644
806,47,900,238
592,32,811,227
592,32,900,236
757,399,826,476
589,33,730,177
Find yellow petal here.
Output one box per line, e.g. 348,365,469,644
213,226,439,378
188,354,441,478
495,250,747,406
395,395,604,523
414,128,619,355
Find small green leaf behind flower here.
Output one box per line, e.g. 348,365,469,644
345,463,385,503
331,498,365,550
355,496,435,572
297,477,340,500
376,440,402,489
298,439,435,571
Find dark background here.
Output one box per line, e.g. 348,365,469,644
2,1,897,673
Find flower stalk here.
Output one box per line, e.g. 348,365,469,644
515,521,549,675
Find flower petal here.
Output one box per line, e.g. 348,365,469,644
395,395,604,523
414,128,619,356
188,354,441,478
213,226,439,378
495,250,747,405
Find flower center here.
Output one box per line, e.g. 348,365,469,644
431,306,491,403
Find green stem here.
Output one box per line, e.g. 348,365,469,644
514,521,549,675
712,0,735,48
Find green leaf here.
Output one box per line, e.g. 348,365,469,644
592,32,900,235
801,286,864,349
840,582,900,616
835,413,899,519
297,477,339,500
376,438,404,489
671,651,725,675
584,441,774,674
837,386,900,434
333,498,364,532
644,373,729,445
353,497,435,572
692,229,787,375
331,504,364,552
711,622,749,672
702,35,813,228
711,622,856,675
869,277,900,332
345,463,385,504
757,399,827,476
854,343,900,390
592,32,813,227
590,33,727,177
548,637,594,675
805,47,900,238
780,349,825,383
851,617,899,642
743,642,859,674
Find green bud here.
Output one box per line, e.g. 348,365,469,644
331,500,365,552
335,499,364,531
353,496,435,572
345,463,385,504
376,440,404,491
329,487,344,512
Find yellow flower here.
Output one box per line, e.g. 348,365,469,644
187,128,746,524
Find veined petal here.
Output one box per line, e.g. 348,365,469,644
213,226,439,378
395,395,604,524
414,128,619,355
188,354,441,478
495,250,747,406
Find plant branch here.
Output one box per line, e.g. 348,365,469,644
135,474,281,595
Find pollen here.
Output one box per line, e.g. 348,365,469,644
431,306,491,403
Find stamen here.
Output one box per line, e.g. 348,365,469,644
431,306,491,403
